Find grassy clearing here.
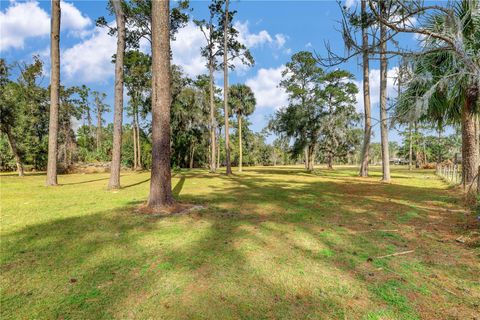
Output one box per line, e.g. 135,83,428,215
1,166,479,319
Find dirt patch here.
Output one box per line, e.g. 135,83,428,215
136,202,205,217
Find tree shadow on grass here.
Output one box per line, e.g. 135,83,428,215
1,170,478,319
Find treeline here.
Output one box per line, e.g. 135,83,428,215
0,57,296,172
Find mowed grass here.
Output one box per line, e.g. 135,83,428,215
1,166,479,319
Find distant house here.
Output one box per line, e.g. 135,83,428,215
390,158,408,165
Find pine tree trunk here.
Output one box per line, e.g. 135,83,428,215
223,0,232,175
209,63,216,173
238,114,242,172
379,0,390,182
359,0,371,177
408,121,413,171
307,144,315,171
304,147,309,170
147,0,174,209
108,0,126,190
96,102,102,152
217,127,221,169
46,0,60,186
6,127,24,176
135,110,142,169
461,89,479,188
133,120,138,170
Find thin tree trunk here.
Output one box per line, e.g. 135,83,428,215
133,120,138,170
327,153,333,170
96,100,102,152
379,0,390,182
135,110,142,169
189,143,195,169
5,127,24,176
238,114,242,172
437,127,442,165
147,0,174,209
461,92,479,188
217,127,221,169
408,121,413,171
307,144,315,171
304,147,309,170
209,63,216,173
108,0,126,190
359,0,371,177
46,0,60,186
87,109,93,145
223,0,232,175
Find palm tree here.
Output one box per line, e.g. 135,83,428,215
108,0,126,190
46,0,61,186
147,0,174,209
229,84,256,172
397,0,479,188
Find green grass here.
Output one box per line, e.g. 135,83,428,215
1,165,479,319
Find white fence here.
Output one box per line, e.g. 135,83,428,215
436,164,462,185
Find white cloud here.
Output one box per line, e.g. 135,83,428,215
234,21,287,49
354,67,399,113
60,1,92,34
171,22,207,78
246,66,289,110
0,1,50,51
0,1,92,51
62,24,117,83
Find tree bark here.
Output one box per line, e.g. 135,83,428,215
217,126,221,170
189,143,195,169
359,0,372,177
461,88,479,188
147,0,174,209
307,144,315,171
304,147,309,170
46,0,60,186
108,0,126,190
5,127,24,176
408,121,413,171
223,0,232,175
96,98,102,152
379,0,390,182
135,110,142,169
209,64,216,173
238,114,242,172
133,119,138,170
327,153,333,170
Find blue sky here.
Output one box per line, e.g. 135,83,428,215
0,0,441,144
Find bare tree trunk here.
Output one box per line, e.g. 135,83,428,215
238,114,242,172
461,90,479,188
87,109,94,145
217,127,221,170
135,110,142,169
379,0,390,182
96,100,102,152
223,0,232,175
5,127,24,176
436,128,442,165
408,121,413,171
359,0,372,177
327,153,333,170
108,0,126,190
189,143,195,169
133,120,138,170
307,144,315,171
46,0,60,186
209,64,216,173
304,147,309,170
147,0,174,209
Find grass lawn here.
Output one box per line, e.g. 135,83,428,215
1,166,479,319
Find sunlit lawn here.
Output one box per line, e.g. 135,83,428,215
1,166,479,319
